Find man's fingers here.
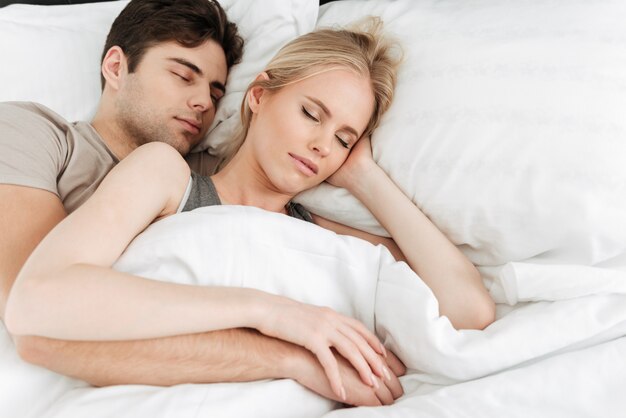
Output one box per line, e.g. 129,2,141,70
373,375,395,405
345,386,382,407
385,349,407,376
384,369,404,399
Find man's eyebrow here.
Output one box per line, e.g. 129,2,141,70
305,95,360,137
168,57,226,94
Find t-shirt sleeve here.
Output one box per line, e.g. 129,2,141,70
0,102,66,195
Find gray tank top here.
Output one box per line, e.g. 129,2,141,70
182,172,314,223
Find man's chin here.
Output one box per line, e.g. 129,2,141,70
164,134,197,156
183,134,205,154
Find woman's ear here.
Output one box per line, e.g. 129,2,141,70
101,46,128,91
248,72,270,113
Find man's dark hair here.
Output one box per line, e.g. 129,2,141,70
100,0,243,88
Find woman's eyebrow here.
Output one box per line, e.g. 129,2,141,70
167,57,226,94
305,95,332,117
305,95,360,137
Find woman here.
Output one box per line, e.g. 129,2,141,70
6,19,495,403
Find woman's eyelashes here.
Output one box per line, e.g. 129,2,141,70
336,135,350,149
301,106,319,123
301,106,351,149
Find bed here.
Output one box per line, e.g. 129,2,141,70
1,0,625,417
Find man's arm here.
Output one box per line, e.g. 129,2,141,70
14,328,296,386
14,328,405,406
0,185,66,318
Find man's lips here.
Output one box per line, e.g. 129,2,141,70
175,117,201,135
289,153,318,176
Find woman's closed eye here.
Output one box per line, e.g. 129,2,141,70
302,106,319,123
302,106,351,149
336,135,350,149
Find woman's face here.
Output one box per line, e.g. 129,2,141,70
246,68,375,195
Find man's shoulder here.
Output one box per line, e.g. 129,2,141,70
0,101,75,133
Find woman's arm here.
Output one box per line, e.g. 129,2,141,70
5,142,210,339
320,137,496,330
5,142,387,400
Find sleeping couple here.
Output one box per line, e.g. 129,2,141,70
0,0,494,408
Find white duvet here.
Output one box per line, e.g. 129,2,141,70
3,206,624,418
113,206,626,386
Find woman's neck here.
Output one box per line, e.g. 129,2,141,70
211,146,293,214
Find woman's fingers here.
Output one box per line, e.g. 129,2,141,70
313,345,345,401
330,331,376,388
314,308,387,387
262,300,388,398
337,323,387,383
343,315,385,356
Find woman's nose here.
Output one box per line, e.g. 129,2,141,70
310,135,332,157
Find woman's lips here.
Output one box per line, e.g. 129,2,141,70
289,153,318,177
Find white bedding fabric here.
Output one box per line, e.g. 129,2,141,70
3,206,624,417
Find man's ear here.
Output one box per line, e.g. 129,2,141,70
101,46,128,91
248,72,271,113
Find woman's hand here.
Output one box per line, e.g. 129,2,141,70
291,346,406,407
255,294,389,402
326,136,378,191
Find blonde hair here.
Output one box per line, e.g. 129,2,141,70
219,17,403,166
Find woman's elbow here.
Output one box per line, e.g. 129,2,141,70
446,280,496,331
471,296,496,330
460,293,496,330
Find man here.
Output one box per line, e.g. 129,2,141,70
0,0,404,407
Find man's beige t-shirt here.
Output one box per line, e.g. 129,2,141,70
0,101,223,214
0,102,119,213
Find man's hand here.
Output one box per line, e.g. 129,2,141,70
289,346,406,407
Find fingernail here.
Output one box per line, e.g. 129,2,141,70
340,386,347,401
383,366,392,382
380,343,388,358
371,374,380,389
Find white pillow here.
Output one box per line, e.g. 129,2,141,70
0,1,128,120
295,0,626,267
0,0,317,151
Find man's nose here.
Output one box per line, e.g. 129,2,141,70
189,85,214,113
